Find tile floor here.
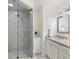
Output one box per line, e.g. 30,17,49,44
31,55,48,59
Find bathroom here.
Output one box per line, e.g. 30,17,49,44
8,0,70,59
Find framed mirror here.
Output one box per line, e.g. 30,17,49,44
57,14,70,33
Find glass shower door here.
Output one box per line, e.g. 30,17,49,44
8,0,33,59
17,2,33,58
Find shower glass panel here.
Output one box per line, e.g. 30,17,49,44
8,0,33,59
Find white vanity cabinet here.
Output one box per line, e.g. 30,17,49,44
58,44,70,59
46,39,70,59
47,39,58,59
59,50,69,59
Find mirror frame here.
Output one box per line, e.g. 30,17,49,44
57,14,70,33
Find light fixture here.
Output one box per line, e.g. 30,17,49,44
8,3,14,7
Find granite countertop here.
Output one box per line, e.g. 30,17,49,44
46,36,70,48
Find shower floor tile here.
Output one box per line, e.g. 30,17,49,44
8,51,48,59
8,51,28,59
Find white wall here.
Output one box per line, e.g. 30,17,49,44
33,6,43,37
